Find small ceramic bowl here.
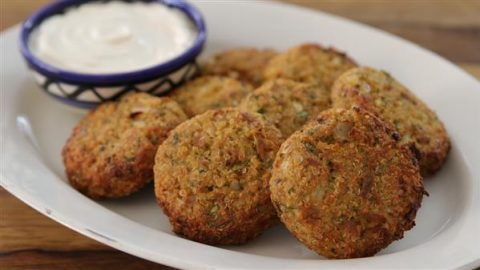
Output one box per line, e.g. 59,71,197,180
20,0,206,109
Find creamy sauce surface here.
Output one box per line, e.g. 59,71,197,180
29,1,197,74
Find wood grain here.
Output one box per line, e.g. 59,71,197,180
1,1,479,269
0,189,105,253
0,188,174,270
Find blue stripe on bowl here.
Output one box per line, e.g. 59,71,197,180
20,0,206,86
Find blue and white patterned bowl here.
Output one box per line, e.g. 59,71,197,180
20,0,206,109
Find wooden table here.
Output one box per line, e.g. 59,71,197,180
1,1,479,269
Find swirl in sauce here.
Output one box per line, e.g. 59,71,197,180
29,2,197,74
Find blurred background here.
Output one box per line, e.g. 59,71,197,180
1,1,479,269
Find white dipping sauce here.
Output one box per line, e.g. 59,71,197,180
29,1,197,74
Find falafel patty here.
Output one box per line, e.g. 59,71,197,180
170,76,253,117
239,79,331,137
62,93,187,198
331,67,450,175
154,108,283,245
270,107,424,259
201,48,278,87
263,43,357,88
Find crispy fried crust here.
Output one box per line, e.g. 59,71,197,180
239,79,331,137
270,107,425,258
62,93,187,198
154,108,282,245
331,67,450,175
201,48,278,87
170,76,253,117
264,43,357,88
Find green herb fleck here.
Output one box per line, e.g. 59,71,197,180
172,133,179,144
297,110,309,122
374,98,385,107
321,135,335,144
303,142,317,154
375,163,388,175
382,70,392,78
210,102,223,109
257,107,266,114
232,162,249,173
209,205,219,216
263,159,274,169
306,128,316,136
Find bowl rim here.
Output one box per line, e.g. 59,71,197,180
19,0,206,86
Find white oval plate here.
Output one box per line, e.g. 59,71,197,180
1,1,480,269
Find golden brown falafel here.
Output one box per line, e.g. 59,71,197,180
331,67,450,175
239,79,331,137
270,107,425,259
62,92,187,198
264,43,357,88
170,76,252,117
201,48,278,86
154,108,282,245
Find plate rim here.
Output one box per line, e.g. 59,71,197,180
2,1,480,269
